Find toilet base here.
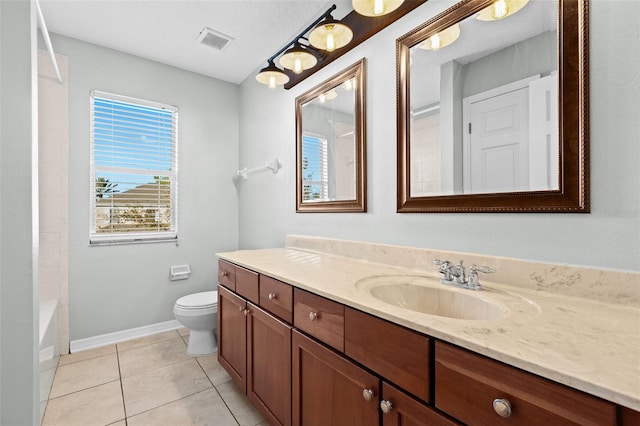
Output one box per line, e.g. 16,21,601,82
186,329,217,356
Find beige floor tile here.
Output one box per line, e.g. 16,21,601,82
59,344,116,366
107,421,126,426
50,353,120,398
177,327,190,336
197,354,232,386
122,358,212,416
118,336,189,378
216,381,265,426
117,330,181,352
43,381,125,426
127,388,237,426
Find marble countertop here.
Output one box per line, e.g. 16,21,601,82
218,239,640,411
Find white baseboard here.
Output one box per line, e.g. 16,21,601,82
70,319,182,353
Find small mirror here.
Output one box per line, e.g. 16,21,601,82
397,0,589,212
296,59,366,212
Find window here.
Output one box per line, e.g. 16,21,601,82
301,134,328,201
90,91,178,244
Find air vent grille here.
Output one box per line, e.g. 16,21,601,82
197,27,233,51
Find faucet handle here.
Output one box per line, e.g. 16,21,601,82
432,259,449,266
470,265,495,274
467,264,495,290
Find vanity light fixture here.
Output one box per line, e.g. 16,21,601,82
419,23,461,50
476,0,530,21
308,14,353,52
352,0,405,17
256,4,352,88
279,41,318,74
255,60,290,88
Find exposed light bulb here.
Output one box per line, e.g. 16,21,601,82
268,75,276,89
492,0,509,19
325,25,336,51
293,55,303,74
429,33,442,50
373,0,384,15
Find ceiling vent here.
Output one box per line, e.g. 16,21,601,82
197,27,234,51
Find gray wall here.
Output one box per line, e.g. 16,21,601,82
47,34,240,340
238,0,640,272
0,0,40,424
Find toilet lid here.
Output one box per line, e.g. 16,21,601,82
175,291,217,310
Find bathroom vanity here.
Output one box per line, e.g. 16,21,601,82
217,236,639,425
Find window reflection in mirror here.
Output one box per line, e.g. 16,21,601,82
296,59,366,212
409,0,557,196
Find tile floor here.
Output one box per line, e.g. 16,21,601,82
42,329,267,426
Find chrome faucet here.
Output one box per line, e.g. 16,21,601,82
433,259,494,291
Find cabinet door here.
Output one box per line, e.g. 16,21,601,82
247,302,292,426
218,285,247,393
292,330,379,426
380,382,459,426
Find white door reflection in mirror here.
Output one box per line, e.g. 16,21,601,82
408,0,557,197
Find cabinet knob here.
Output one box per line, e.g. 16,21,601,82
380,400,393,414
492,398,512,418
309,312,318,321
268,292,278,301
362,388,375,402
239,306,245,312
222,271,229,277
243,308,251,316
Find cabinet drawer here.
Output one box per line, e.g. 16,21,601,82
259,275,293,324
218,259,236,290
435,341,617,426
294,289,344,352
236,266,259,305
345,307,431,403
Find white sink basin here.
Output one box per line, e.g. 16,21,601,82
355,275,538,321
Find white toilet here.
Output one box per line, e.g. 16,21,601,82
173,290,218,355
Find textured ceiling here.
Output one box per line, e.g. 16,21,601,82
38,0,352,85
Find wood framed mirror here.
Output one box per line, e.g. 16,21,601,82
397,0,589,212
296,59,366,212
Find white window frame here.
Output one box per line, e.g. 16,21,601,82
89,90,178,244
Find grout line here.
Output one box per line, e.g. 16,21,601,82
211,385,241,426
116,343,128,422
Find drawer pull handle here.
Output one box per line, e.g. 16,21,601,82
380,400,393,414
362,388,374,402
492,398,512,418
222,271,229,277
268,292,278,301
309,312,318,321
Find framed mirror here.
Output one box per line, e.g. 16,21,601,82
397,0,589,212
296,58,367,212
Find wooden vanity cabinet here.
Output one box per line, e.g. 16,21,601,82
345,307,431,403
292,330,379,426
435,341,617,425
217,264,292,426
218,285,247,392
380,382,460,426
247,301,292,426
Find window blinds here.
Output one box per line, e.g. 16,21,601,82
90,91,178,243
301,134,328,201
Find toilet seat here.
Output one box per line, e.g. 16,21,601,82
175,291,217,310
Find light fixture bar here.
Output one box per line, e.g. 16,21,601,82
265,4,338,65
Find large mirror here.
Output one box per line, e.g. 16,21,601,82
296,59,366,212
397,0,589,212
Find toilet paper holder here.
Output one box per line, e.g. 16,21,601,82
170,264,191,281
